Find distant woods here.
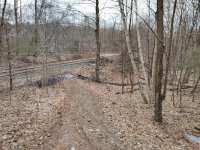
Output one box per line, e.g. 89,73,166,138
0,0,126,60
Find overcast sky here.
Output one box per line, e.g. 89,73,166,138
5,0,154,15
68,0,155,19
4,0,156,25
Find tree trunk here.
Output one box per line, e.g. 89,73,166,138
118,0,148,104
121,48,125,94
171,2,183,100
162,0,177,100
147,0,151,87
33,0,46,55
179,68,189,110
35,0,38,43
129,62,134,92
183,69,191,84
191,73,200,94
14,0,19,55
155,0,164,122
6,35,12,91
151,34,157,103
135,0,152,103
0,0,7,63
129,0,134,92
192,71,197,102
33,0,38,55
20,0,22,24
95,0,101,82
176,67,184,94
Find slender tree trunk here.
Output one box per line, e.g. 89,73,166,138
95,0,101,82
129,62,134,92
42,12,47,88
35,0,38,43
135,0,152,103
155,0,164,122
162,0,177,100
14,0,19,55
33,0,38,55
147,0,151,86
171,3,183,107
121,30,125,94
0,0,7,63
20,0,22,24
183,69,191,84
129,0,134,92
121,49,125,94
192,71,197,102
33,0,46,55
179,68,189,110
191,73,200,95
151,35,157,102
171,71,177,107
179,68,189,92
176,67,184,94
25,64,29,85
6,35,12,91
118,0,148,104
176,11,198,97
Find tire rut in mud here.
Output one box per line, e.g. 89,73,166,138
47,78,125,150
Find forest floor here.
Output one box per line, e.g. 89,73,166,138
0,56,200,150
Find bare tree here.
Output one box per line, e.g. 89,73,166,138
33,0,45,53
34,0,39,47
14,0,20,55
134,0,152,103
162,0,177,100
191,73,200,94
118,0,148,104
155,0,164,122
151,25,157,103
6,32,12,91
0,0,7,63
95,0,101,82
19,0,22,24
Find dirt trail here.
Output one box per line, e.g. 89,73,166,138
46,78,125,150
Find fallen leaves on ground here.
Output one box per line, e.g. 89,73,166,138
0,56,199,150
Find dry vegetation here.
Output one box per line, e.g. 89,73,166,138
0,84,70,149
0,57,200,149
75,58,200,149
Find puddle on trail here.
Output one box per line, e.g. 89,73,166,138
0,73,78,93
0,72,146,93
65,73,78,79
31,73,79,88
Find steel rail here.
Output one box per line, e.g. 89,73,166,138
0,58,95,78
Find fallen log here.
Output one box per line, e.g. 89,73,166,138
169,85,199,91
194,124,200,130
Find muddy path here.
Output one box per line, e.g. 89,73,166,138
45,78,126,150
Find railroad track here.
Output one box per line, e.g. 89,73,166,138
0,58,95,78
0,54,119,93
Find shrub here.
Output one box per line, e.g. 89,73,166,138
72,54,82,60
